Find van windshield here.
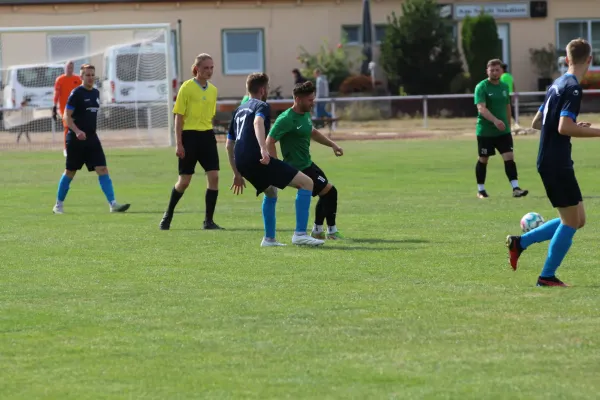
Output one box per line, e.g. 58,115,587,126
116,53,167,82
17,67,63,88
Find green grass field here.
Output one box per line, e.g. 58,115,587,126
2,138,600,399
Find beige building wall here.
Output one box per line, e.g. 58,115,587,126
0,0,597,97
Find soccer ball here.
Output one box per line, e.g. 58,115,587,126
520,212,545,233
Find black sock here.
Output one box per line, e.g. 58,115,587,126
315,197,326,225
325,186,338,227
504,160,518,182
476,161,487,186
205,189,218,222
167,187,184,214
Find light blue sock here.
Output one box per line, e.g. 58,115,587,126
295,189,312,234
57,174,72,202
262,196,277,239
98,174,115,204
540,224,577,278
521,218,561,249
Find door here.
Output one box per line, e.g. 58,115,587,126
497,24,510,67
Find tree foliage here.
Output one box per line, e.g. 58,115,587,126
461,12,502,87
380,0,463,95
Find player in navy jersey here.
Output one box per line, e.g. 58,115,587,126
225,73,324,247
506,38,600,287
52,64,130,214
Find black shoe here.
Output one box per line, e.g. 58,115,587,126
477,190,489,199
159,212,172,230
203,220,224,230
537,276,569,287
512,187,529,198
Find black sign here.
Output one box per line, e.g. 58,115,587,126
530,1,547,18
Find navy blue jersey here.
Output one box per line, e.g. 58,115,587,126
227,98,271,164
537,74,582,171
66,86,100,137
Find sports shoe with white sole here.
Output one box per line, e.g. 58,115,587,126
52,203,64,214
63,149,67,157
261,238,287,247
110,202,131,213
311,230,326,240
292,234,324,246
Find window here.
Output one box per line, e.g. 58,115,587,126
17,66,64,88
222,29,264,75
375,24,387,43
47,34,89,71
342,25,361,44
557,20,600,68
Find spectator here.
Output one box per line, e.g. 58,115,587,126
313,68,331,119
500,63,520,129
292,68,307,85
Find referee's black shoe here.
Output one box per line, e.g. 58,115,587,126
203,220,224,230
159,212,173,230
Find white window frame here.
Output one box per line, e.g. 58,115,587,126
222,29,264,75
46,33,90,67
556,19,600,71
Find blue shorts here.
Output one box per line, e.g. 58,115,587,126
236,158,299,196
539,168,582,208
65,134,106,172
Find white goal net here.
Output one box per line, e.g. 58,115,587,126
0,23,175,151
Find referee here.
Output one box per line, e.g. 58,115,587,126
160,54,223,230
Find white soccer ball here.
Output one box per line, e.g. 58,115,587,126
520,212,545,233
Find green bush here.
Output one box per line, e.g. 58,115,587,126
461,12,501,88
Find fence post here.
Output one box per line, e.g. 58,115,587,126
514,93,520,125
423,95,428,129
331,99,337,131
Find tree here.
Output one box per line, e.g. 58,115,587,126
297,38,358,92
380,0,463,95
461,12,501,88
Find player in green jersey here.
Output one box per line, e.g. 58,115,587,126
266,81,345,240
500,63,520,129
474,59,528,199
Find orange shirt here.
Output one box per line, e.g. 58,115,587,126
54,74,82,113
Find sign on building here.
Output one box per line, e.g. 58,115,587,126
454,3,529,20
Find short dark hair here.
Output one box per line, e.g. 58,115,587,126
80,64,95,73
293,81,315,97
567,38,591,65
487,59,503,68
246,73,269,94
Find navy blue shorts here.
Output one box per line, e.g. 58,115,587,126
539,168,582,208
237,158,299,196
65,134,106,172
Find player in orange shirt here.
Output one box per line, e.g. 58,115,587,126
53,61,82,157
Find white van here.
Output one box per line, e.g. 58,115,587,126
2,63,64,110
101,42,177,106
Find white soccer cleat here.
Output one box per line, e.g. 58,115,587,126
260,238,287,247
110,202,131,213
52,203,64,214
292,234,324,247
63,149,67,157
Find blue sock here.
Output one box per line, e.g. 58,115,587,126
98,174,115,204
295,189,312,234
520,218,561,249
540,224,577,278
262,196,277,239
57,174,72,202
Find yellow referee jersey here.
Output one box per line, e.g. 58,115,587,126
173,78,217,131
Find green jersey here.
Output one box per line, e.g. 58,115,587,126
268,108,313,170
474,79,510,137
241,95,249,104
500,72,514,93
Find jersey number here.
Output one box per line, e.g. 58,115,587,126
235,114,247,140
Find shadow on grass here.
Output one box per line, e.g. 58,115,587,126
125,211,196,214
347,238,429,244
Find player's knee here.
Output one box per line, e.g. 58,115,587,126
264,186,278,198
298,175,313,191
95,166,108,175
64,170,76,179
207,170,219,188
503,153,515,162
177,175,192,191
478,157,489,164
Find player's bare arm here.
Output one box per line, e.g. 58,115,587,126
506,103,512,128
64,108,85,140
174,113,185,159
477,103,505,131
265,136,279,160
253,115,270,165
225,138,246,195
558,117,600,137
531,111,543,130
311,128,343,156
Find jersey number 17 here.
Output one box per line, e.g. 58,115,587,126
235,114,247,140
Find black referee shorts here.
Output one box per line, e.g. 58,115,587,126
179,130,220,175
539,168,582,208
